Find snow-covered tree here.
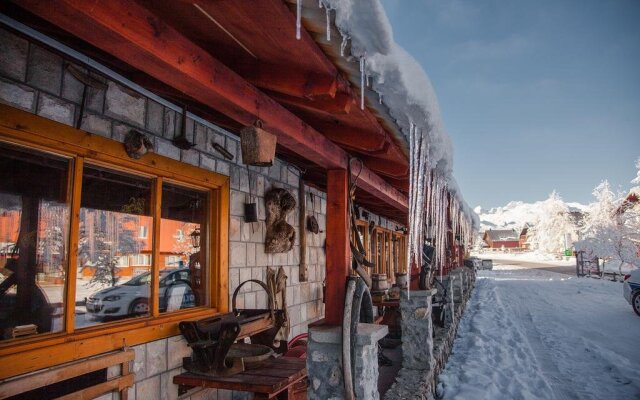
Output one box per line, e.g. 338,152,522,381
80,210,141,288
632,157,640,186
528,191,574,254
575,162,640,272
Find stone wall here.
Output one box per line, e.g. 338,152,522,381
0,24,404,400
384,268,476,400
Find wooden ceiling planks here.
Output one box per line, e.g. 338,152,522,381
143,0,410,180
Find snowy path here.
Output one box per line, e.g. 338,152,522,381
437,265,640,400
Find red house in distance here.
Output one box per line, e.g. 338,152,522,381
483,229,520,249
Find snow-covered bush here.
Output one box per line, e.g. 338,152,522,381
527,191,575,254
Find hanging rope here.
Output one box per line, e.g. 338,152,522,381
347,158,373,288
266,266,290,339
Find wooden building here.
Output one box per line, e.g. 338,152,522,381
483,229,520,249
519,226,530,250
0,1,472,398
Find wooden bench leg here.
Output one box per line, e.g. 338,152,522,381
119,358,130,400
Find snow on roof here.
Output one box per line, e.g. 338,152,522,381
484,229,519,241
320,0,477,228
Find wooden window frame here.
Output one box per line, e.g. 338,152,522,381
0,105,229,379
352,219,370,270
393,232,408,274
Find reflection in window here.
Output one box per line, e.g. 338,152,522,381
77,165,152,328
0,142,70,340
159,183,207,313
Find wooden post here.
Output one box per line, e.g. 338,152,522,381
299,179,308,282
324,169,350,325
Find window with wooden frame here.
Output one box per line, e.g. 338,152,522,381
371,227,386,275
384,230,392,281
0,105,229,379
392,232,408,274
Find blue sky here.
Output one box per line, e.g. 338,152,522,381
381,0,640,208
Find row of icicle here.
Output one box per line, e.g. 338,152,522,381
295,0,367,111
296,0,475,288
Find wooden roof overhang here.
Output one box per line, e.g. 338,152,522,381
7,0,409,220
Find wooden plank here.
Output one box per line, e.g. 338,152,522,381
14,0,408,214
324,169,350,325
151,178,163,317
56,374,134,400
299,182,308,282
238,64,338,99
174,373,282,393
64,156,84,334
0,350,133,398
214,178,230,313
240,368,305,379
173,358,306,394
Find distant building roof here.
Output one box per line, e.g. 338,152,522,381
484,229,519,242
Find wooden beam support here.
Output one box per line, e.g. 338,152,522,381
267,91,352,115
324,169,350,325
15,0,407,214
238,63,339,99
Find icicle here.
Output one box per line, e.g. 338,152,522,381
318,0,323,8
325,8,331,41
340,36,349,57
366,74,371,87
378,92,383,104
296,0,302,40
360,56,366,110
406,124,415,300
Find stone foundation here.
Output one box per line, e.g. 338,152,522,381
307,323,388,400
384,268,476,400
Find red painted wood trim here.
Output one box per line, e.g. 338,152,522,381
17,0,408,214
324,169,350,325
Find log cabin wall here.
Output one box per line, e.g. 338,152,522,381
0,26,404,399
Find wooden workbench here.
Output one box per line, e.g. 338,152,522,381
174,357,307,399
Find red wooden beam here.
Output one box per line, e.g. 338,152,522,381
324,169,350,325
238,64,339,99
267,91,352,115
17,0,408,214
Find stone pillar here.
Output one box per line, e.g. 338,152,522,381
307,323,388,400
457,272,465,302
463,270,468,293
446,277,455,324
400,289,437,370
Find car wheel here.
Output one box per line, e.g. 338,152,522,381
129,298,149,316
633,292,640,317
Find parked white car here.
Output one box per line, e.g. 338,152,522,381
86,268,195,320
481,259,493,270
464,257,483,271
623,269,640,316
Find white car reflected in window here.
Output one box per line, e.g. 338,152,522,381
85,268,195,320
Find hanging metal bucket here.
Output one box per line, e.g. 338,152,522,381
240,120,277,167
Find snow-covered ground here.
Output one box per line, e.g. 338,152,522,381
473,251,576,266
437,264,640,400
